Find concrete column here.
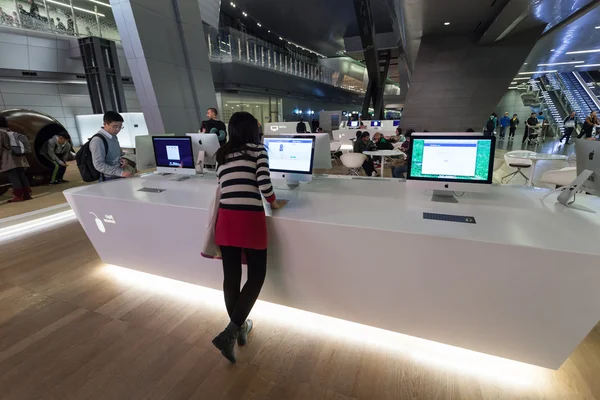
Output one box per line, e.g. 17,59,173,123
110,0,217,134
400,27,544,132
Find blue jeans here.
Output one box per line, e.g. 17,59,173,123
500,126,508,137
392,165,408,178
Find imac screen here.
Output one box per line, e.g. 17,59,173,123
152,137,195,168
263,137,314,173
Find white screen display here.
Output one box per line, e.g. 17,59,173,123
264,138,313,173
421,140,478,177
166,145,181,161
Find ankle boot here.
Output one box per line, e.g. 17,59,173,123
23,187,32,200
237,320,253,346
212,322,240,363
8,188,24,203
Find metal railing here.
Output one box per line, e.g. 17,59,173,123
204,26,367,94
0,0,119,41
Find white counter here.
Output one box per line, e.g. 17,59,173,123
64,176,600,369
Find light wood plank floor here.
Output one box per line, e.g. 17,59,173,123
0,221,599,400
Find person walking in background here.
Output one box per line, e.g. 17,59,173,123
485,113,497,136
90,111,132,181
392,129,413,178
560,112,578,144
523,112,539,144
509,114,519,140
28,0,39,16
40,132,72,184
211,111,287,363
56,17,66,31
296,118,307,133
578,111,599,139
499,112,510,139
0,116,32,202
201,107,227,146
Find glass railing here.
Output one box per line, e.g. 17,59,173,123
205,26,367,94
0,0,119,41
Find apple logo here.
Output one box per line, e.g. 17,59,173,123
89,212,105,233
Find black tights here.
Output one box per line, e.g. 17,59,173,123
220,246,267,327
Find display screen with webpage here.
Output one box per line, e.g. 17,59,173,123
152,137,194,168
264,137,314,173
409,138,493,181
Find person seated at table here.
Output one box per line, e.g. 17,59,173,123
373,132,394,150
392,130,414,178
354,131,377,176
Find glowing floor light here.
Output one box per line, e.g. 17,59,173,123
0,210,75,242
103,264,551,388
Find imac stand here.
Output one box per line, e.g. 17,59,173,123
556,169,596,213
431,190,459,204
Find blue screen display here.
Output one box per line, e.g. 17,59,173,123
153,137,194,168
393,120,400,126
371,120,381,127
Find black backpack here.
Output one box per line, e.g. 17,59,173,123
486,118,495,132
76,134,108,182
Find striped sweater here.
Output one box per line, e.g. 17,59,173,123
217,144,276,212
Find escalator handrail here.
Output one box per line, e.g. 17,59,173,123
573,71,600,111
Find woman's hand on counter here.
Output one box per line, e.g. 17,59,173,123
270,199,288,210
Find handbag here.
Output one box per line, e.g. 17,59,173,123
201,185,222,259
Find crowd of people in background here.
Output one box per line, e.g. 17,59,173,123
0,0,75,34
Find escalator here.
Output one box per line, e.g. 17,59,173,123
578,71,600,104
558,72,597,117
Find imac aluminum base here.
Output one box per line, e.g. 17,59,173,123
431,190,459,203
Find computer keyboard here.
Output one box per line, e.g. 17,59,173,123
423,212,476,224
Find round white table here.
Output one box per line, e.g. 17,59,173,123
506,152,568,186
363,150,406,177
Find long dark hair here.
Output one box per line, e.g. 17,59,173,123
215,111,260,166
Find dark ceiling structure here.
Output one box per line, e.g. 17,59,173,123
226,0,600,86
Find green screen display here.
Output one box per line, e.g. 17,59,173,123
410,139,492,181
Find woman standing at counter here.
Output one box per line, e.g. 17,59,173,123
211,111,287,363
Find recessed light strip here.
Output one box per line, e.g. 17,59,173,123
513,77,531,80
45,0,105,16
518,70,558,74
87,0,111,8
0,210,75,243
565,49,600,55
575,64,600,68
537,61,584,66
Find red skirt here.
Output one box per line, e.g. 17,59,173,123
215,208,268,250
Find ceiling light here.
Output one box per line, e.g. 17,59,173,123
513,77,530,80
595,26,599,29
566,49,600,55
268,30,270,33
230,1,235,6
511,82,517,84
575,64,600,68
279,36,283,40
537,61,584,66
518,70,558,74
87,0,111,7
46,0,105,16
523,62,528,65
444,22,450,26
257,23,261,27
508,87,519,89
242,12,247,17
550,49,555,52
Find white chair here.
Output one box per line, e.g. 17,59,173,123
502,151,535,184
341,153,367,176
540,167,577,188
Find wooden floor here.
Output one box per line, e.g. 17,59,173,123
1,222,599,400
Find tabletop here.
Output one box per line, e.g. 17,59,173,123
363,150,406,157
506,152,568,161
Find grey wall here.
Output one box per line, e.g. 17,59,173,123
0,27,83,74
495,89,533,129
0,80,140,146
400,28,544,132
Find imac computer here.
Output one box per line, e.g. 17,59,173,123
556,139,600,212
371,120,382,127
285,133,331,170
407,135,496,203
413,132,484,137
263,136,315,188
135,134,175,171
349,121,359,128
186,133,221,165
152,136,196,179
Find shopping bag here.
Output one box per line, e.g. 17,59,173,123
201,186,222,259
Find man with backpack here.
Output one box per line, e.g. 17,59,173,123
78,111,132,182
0,116,32,202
